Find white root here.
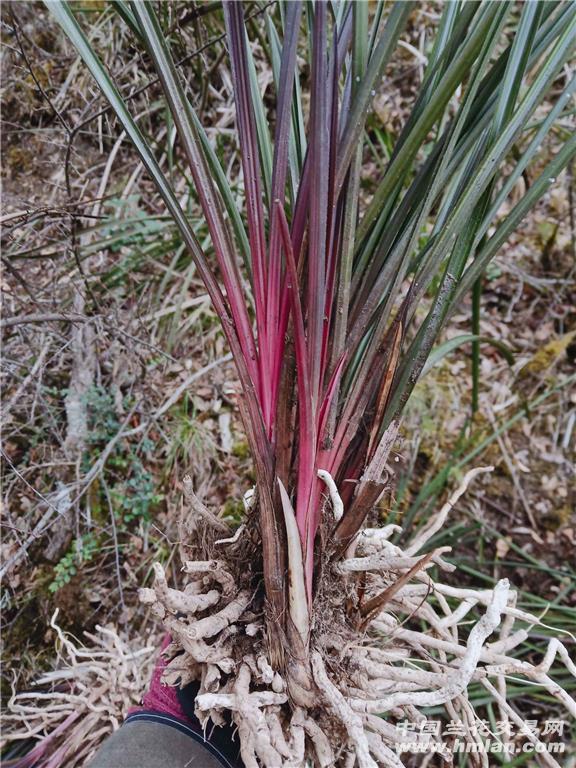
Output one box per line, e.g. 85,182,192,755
266,709,292,758
311,652,377,768
346,525,403,561
365,731,406,767
182,475,230,533
350,579,510,714
358,525,403,546
406,466,493,555
9,469,576,768
2,612,156,768
362,713,416,745
141,563,220,614
317,469,344,522
185,592,251,640
182,559,235,595
285,711,306,767
215,524,246,546
480,679,563,768
339,548,450,573
300,714,335,767
243,486,256,512
538,637,576,677
437,597,477,628
195,664,287,768
163,620,235,671
144,529,576,768
257,655,275,685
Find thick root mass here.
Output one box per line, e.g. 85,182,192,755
136,470,576,768
5,470,575,768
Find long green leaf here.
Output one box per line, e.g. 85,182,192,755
129,2,261,388
421,334,515,377
336,1,414,191
45,1,273,482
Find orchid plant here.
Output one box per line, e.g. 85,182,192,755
46,1,576,763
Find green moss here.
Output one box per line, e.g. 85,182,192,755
222,498,245,525
232,440,250,459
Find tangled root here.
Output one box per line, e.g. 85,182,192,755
137,468,576,768
5,468,575,767
2,613,156,768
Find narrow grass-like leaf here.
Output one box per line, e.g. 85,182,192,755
336,1,414,192
131,2,260,389
355,2,504,244
223,1,272,426
49,0,576,647
267,1,303,413
307,1,329,406
47,0,289,640
421,334,515,378
452,133,576,307
327,0,367,412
